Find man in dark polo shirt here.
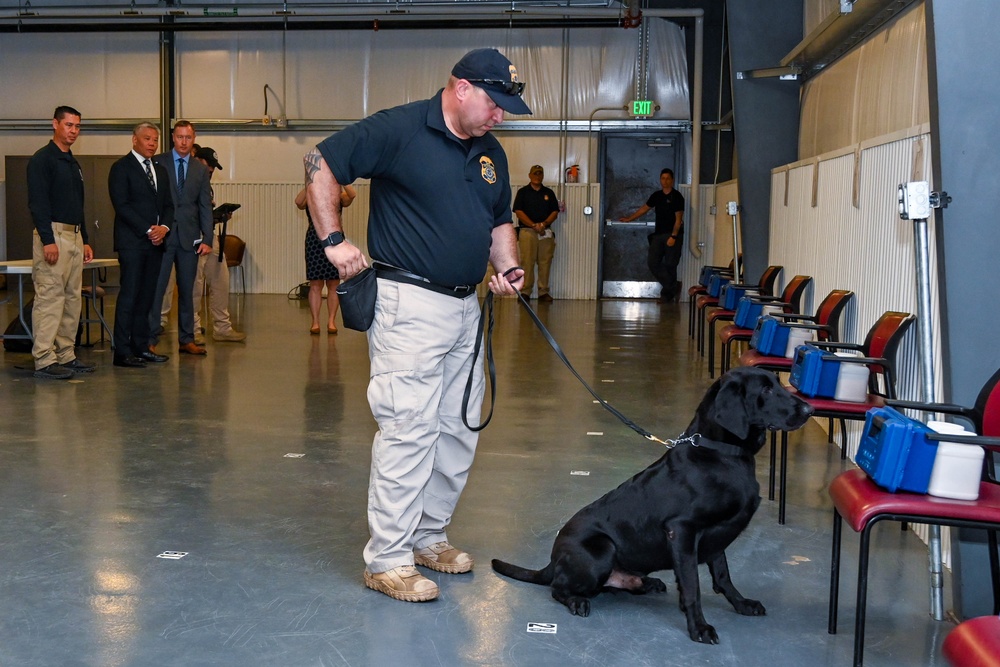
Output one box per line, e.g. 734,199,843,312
304,48,529,603
513,164,560,302
26,105,95,379
620,167,686,303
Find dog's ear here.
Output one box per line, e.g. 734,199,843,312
708,375,750,440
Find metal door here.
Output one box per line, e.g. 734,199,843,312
598,133,683,298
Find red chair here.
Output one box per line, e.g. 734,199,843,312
828,367,1000,667
695,263,777,357
706,272,809,378
775,311,916,524
688,258,737,338
736,289,855,376
943,615,1000,667
729,288,854,501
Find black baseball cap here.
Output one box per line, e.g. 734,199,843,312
195,146,223,170
452,48,532,116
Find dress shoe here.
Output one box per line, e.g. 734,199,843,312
214,330,247,343
113,355,146,368
194,333,206,346
178,342,207,355
137,351,169,363
328,325,338,335
538,293,554,303
59,359,96,373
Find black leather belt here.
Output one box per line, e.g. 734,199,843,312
373,262,476,298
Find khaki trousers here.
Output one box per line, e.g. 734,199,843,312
31,226,83,369
193,245,234,336
517,229,556,297
363,279,484,572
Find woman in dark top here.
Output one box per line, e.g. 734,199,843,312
295,184,356,334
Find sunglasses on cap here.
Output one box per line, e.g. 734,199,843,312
467,78,526,96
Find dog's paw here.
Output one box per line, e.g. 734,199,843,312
642,576,667,594
733,598,766,616
567,597,591,617
688,622,719,645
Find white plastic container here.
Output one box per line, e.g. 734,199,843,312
927,422,984,500
761,304,782,318
833,361,869,402
784,327,815,358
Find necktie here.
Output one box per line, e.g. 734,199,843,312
177,158,186,192
143,159,156,190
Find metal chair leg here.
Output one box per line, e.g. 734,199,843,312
688,298,696,338
779,430,789,524
853,523,875,667
768,431,776,501
829,509,843,634
708,321,717,378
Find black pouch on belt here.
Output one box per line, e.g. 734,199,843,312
336,268,377,331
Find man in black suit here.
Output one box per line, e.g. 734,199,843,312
108,122,173,367
149,120,213,356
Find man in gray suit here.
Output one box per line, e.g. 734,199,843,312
150,120,213,355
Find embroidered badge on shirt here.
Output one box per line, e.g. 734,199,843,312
480,156,497,184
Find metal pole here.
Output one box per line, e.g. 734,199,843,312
732,211,741,281
913,215,944,621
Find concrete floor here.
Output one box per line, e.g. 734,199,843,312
0,292,958,666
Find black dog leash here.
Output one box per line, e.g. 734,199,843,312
462,270,695,448
461,290,497,432
507,289,673,446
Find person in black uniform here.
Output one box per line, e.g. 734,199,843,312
620,167,685,302
26,105,96,379
294,184,357,334
304,48,529,604
107,123,173,367
512,165,560,302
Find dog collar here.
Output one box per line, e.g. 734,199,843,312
672,433,747,457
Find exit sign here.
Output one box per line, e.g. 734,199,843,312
630,100,655,117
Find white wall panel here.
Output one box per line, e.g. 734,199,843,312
0,33,159,119
799,1,928,158
174,22,688,123
712,180,740,268
770,129,951,562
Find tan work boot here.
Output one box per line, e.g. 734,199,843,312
364,565,439,602
214,330,247,342
414,541,474,574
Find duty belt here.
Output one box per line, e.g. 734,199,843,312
373,261,475,298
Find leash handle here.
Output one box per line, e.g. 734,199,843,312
462,291,496,432
513,290,666,443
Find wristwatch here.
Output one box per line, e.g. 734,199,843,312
320,231,346,248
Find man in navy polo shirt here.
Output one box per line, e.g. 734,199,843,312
304,48,529,603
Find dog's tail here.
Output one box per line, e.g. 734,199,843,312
491,558,555,585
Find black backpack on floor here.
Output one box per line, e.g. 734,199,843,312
3,298,33,353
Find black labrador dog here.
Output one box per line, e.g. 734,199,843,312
491,367,814,644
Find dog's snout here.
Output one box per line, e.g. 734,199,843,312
797,399,814,418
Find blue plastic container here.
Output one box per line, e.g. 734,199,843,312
856,406,938,493
734,297,764,328
721,284,754,310
699,266,721,288
789,344,841,398
707,274,731,298
750,316,790,356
